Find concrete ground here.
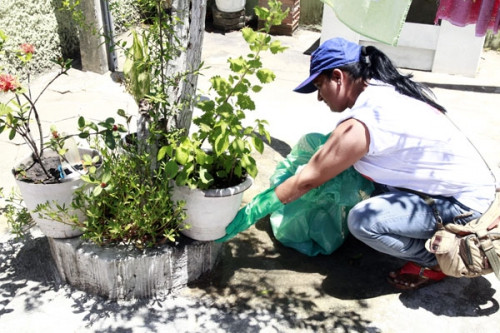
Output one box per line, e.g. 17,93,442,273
1,26,500,332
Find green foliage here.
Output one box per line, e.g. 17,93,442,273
0,0,140,78
118,0,200,128
0,0,79,78
33,0,197,248
122,30,151,104
63,112,187,249
159,0,288,190
485,30,500,50
109,0,142,33
0,187,34,239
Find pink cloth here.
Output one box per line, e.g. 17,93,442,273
435,0,500,37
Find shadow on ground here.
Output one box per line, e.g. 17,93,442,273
0,218,498,332
422,82,500,94
190,217,499,322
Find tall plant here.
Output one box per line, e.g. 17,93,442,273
121,0,202,169
159,0,289,190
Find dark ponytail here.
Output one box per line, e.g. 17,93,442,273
340,46,446,113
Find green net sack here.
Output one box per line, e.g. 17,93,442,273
270,133,374,256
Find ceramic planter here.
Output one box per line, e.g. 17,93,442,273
172,176,253,241
14,148,97,238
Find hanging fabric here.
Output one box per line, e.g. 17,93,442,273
320,0,413,46
435,0,500,37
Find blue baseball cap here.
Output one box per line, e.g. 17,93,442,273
294,38,362,94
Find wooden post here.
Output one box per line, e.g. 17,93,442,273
169,0,208,132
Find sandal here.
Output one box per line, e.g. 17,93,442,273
387,262,447,290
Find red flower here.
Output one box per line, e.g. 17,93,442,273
20,43,35,55
0,74,19,92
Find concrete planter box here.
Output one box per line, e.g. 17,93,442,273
48,236,222,300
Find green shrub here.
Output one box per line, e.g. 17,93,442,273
0,0,140,78
0,0,79,78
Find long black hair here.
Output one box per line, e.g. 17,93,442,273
337,46,446,113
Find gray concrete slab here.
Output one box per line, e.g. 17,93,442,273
1,27,500,332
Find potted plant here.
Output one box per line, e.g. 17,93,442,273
5,0,290,300
32,1,220,299
62,0,289,244
54,0,202,249
158,0,289,241
0,29,94,238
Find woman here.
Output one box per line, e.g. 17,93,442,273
220,37,496,290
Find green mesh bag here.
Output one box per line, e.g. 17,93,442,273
270,133,374,256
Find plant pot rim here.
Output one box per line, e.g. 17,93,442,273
13,148,99,184
202,175,253,198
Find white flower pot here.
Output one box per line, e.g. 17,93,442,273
215,0,246,13
172,177,253,241
14,148,96,238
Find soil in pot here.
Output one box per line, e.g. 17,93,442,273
14,150,87,184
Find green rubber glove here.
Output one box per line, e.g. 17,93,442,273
216,187,283,242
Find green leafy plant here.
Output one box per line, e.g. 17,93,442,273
158,0,289,190
0,187,34,238
62,113,187,249
1,1,194,246
123,29,151,105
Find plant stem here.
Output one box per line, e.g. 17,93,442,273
22,92,45,157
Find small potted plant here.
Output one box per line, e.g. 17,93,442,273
0,29,94,238
158,0,289,241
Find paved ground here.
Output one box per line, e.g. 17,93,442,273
1,25,500,332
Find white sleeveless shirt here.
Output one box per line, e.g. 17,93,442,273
336,81,495,212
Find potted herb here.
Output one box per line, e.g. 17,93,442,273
158,0,289,241
0,30,94,238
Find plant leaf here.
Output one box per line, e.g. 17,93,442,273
157,146,168,161
214,133,229,155
164,160,179,178
175,148,189,165
199,167,214,187
256,69,276,84
252,136,264,154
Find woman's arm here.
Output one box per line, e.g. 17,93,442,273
275,118,370,204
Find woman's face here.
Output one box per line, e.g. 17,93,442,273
313,70,348,112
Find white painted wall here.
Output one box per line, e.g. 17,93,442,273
320,4,485,77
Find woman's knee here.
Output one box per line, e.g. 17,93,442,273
347,201,371,237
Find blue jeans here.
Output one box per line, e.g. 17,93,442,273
347,185,482,267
